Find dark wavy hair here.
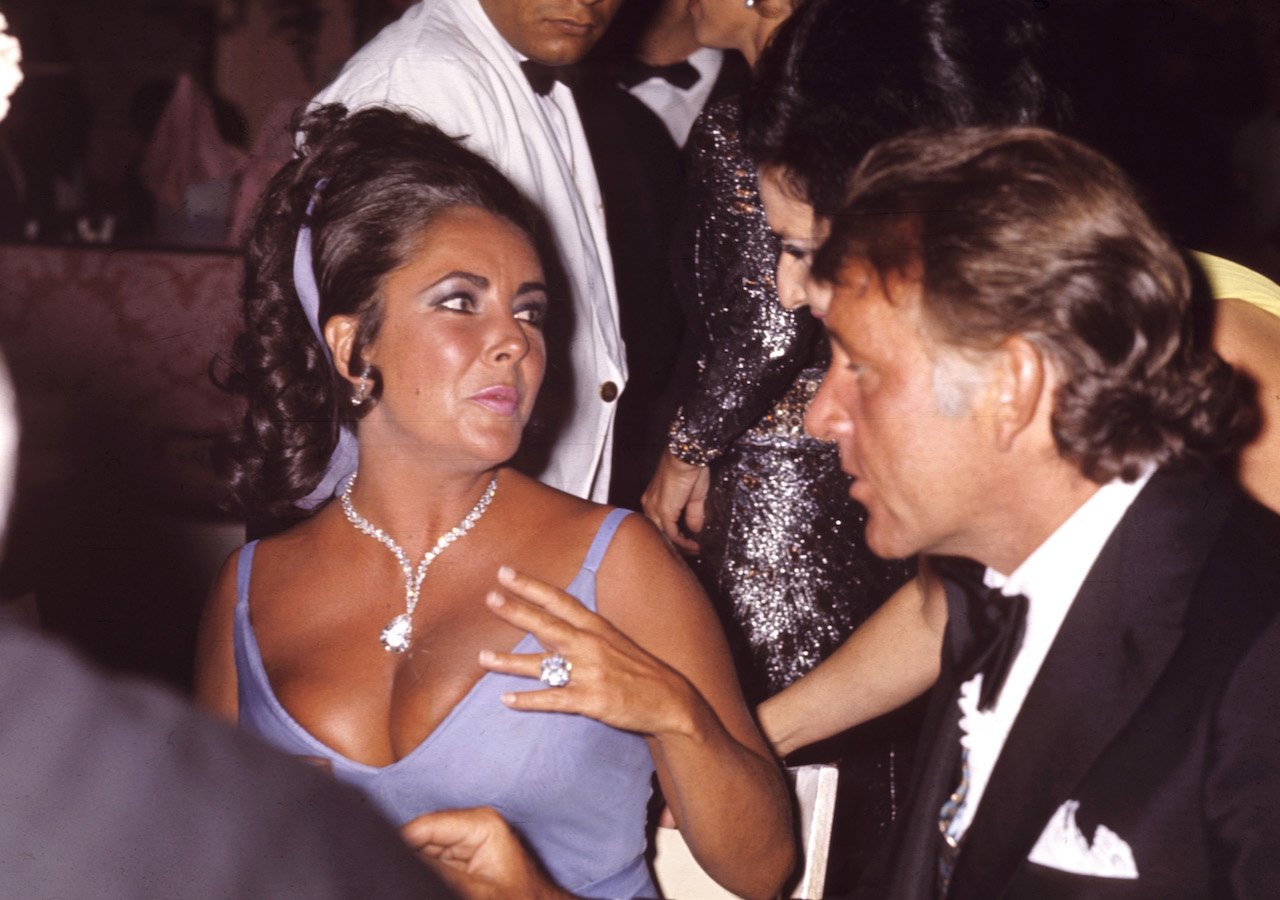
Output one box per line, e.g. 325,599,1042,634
216,104,545,520
742,0,1063,216
812,126,1259,483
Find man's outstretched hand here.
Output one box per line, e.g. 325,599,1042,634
401,807,574,900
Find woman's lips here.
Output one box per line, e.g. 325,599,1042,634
470,386,519,416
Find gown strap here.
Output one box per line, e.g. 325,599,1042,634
235,540,261,609
581,508,634,575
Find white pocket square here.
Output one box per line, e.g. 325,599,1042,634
1028,800,1138,879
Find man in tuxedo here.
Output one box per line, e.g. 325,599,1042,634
801,125,1280,898
408,126,1280,899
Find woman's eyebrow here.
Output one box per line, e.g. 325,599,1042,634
428,271,489,289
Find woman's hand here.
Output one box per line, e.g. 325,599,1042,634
479,567,706,740
641,451,710,554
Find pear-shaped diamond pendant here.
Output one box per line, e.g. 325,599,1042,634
380,614,413,653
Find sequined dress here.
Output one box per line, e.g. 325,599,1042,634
670,98,913,701
668,99,917,885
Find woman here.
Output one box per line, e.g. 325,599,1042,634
195,105,792,900
646,0,915,707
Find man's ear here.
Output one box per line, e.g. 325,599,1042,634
992,335,1049,451
324,314,361,381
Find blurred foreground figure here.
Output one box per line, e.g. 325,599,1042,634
0,356,454,899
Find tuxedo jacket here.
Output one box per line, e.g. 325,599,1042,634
574,53,749,509
0,622,452,899
861,468,1280,899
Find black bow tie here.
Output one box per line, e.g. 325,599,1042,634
935,558,1029,712
614,58,700,90
520,60,574,96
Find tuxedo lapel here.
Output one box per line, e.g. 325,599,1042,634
868,560,983,900
948,470,1235,898
874,663,962,899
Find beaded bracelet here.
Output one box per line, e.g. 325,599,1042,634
667,412,721,467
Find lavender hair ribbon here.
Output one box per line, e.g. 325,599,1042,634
292,216,332,362
292,180,359,509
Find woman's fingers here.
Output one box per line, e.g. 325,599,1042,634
482,591,586,652
478,648,550,680
641,454,706,554
683,468,711,536
494,568,604,633
499,685,586,714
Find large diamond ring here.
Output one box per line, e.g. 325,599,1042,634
539,653,573,688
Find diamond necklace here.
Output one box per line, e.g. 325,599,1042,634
341,471,498,653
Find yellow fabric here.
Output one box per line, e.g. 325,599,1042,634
1193,251,1280,319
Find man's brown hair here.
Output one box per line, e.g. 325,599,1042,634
814,126,1258,482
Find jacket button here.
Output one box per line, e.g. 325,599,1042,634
599,381,619,402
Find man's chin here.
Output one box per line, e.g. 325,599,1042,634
862,520,919,563
522,34,598,67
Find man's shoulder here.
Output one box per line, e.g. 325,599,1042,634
315,0,504,109
346,0,480,61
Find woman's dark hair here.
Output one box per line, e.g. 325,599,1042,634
216,104,545,520
813,126,1259,483
743,0,1064,216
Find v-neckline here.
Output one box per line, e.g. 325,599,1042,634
239,560,543,774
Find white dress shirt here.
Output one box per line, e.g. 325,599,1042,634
948,468,1155,841
313,0,625,502
625,47,724,148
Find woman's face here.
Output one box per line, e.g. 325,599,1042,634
759,165,830,314
354,205,548,469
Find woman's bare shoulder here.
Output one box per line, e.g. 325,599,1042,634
499,469,609,529
593,510,708,624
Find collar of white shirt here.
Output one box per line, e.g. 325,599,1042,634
626,47,724,148
948,466,1156,839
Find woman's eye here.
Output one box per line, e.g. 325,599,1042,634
783,245,812,264
435,292,475,312
515,302,548,328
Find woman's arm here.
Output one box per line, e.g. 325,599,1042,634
193,549,242,723
1213,297,1280,516
481,516,794,900
758,564,947,759
643,103,817,549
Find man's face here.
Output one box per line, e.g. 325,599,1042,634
480,0,624,66
804,258,997,560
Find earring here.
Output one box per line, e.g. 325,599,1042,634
350,374,368,406
744,0,756,6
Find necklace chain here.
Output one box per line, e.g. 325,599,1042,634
341,471,498,652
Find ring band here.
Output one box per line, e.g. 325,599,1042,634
539,653,573,688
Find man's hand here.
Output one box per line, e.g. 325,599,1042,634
401,807,573,900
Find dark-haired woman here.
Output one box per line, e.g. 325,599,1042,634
643,0,1056,885
644,0,915,709
195,105,791,900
